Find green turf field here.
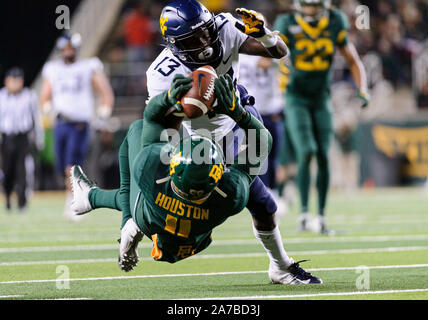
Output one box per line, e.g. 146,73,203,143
0,187,427,300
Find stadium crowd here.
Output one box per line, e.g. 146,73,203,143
2,0,428,212
103,0,428,93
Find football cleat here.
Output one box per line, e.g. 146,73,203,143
118,219,144,272
69,165,97,216
297,212,311,232
269,260,322,285
312,215,335,235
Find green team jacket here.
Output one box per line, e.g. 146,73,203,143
274,9,349,98
129,91,272,263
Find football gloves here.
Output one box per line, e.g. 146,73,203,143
357,89,370,108
96,104,112,120
167,74,192,109
214,74,246,122
235,8,266,38
118,218,144,272
235,8,279,47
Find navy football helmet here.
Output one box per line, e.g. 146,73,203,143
160,0,223,68
56,33,82,50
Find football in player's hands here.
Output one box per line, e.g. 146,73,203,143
179,65,217,119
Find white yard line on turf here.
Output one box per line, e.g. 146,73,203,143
0,264,427,285
0,295,24,298
180,288,428,300
1,246,428,267
32,298,92,300
1,234,428,253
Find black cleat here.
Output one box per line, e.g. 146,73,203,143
287,260,323,284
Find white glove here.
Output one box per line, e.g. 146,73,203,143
118,218,144,272
96,104,112,120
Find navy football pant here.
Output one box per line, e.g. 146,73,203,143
259,114,284,190
54,118,89,174
239,104,277,217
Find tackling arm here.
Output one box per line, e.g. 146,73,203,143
339,43,370,107
214,75,272,182
142,75,192,148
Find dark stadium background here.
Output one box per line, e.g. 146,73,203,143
0,0,81,86
1,0,427,190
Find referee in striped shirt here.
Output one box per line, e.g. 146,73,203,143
0,67,43,211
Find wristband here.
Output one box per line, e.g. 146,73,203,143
97,104,112,119
257,30,279,48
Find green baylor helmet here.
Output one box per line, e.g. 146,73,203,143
169,135,225,201
294,0,331,21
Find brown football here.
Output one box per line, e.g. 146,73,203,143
180,65,217,119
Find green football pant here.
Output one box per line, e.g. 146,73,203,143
279,116,297,166
285,93,333,215
88,120,144,228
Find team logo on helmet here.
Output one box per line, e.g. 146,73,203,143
208,164,223,183
160,15,169,36
170,152,182,175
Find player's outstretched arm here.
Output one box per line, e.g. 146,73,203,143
339,43,370,108
214,74,272,181
142,74,192,147
235,8,288,59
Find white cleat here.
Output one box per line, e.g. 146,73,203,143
63,191,82,221
269,261,322,285
269,264,304,285
311,215,335,235
118,218,144,272
297,212,311,232
69,165,96,216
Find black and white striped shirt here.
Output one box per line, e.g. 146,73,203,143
0,87,39,135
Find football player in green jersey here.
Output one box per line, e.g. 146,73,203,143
70,74,322,284
274,0,369,234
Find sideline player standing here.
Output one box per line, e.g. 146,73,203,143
40,33,114,220
70,73,322,284
0,67,43,211
274,0,369,234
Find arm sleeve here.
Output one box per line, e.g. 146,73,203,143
231,111,272,183
142,91,172,148
336,10,350,48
